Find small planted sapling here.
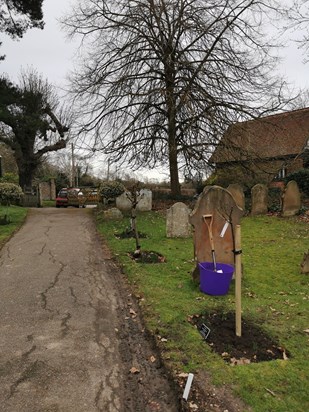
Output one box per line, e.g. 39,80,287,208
125,182,143,257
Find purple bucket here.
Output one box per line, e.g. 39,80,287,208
198,262,234,296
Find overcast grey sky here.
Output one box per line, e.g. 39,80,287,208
0,0,77,90
1,0,309,180
1,0,309,92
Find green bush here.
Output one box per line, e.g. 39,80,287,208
99,180,125,200
0,172,19,184
284,169,309,197
268,187,282,212
0,182,23,205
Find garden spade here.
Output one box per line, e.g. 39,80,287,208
203,214,217,271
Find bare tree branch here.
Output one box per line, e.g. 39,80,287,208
63,0,291,194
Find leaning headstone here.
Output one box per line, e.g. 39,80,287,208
103,207,123,220
251,184,268,215
227,183,245,210
189,186,244,282
116,192,132,212
282,180,301,217
137,189,152,211
166,202,192,238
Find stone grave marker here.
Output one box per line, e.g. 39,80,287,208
251,184,268,215
166,202,192,238
189,185,244,282
116,189,152,212
103,207,123,220
137,189,152,211
116,192,132,212
227,183,245,210
282,180,301,217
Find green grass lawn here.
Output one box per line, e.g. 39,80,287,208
0,205,28,247
0,205,307,411
96,211,309,412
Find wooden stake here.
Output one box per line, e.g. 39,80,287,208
235,224,242,337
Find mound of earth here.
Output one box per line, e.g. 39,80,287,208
189,311,290,364
115,229,147,239
129,250,166,263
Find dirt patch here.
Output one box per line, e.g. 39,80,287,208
189,311,290,364
115,229,148,239
129,250,166,263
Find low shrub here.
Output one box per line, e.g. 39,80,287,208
0,182,23,206
99,180,125,201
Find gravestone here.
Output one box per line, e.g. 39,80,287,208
282,180,301,217
116,192,132,212
189,186,244,282
116,189,152,212
103,207,123,220
251,184,268,215
166,202,192,238
227,183,245,210
137,189,152,211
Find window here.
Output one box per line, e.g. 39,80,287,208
277,167,287,180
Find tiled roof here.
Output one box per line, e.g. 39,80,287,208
211,107,309,163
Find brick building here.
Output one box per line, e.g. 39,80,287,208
211,107,309,187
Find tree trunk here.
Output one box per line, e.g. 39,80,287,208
168,137,180,197
17,160,36,190
166,61,181,197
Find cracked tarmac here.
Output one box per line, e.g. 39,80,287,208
0,208,179,412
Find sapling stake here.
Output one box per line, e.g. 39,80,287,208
235,224,242,337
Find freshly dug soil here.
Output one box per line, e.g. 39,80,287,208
115,229,148,239
129,250,166,263
189,311,290,364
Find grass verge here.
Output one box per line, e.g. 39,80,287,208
96,211,309,412
0,205,28,249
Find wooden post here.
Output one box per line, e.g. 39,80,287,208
235,224,242,337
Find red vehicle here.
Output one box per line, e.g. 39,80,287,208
55,188,80,208
56,187,99,208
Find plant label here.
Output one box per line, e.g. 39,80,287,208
199,323,211,340
220,221,229,238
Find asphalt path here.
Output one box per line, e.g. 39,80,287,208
0,208,179,412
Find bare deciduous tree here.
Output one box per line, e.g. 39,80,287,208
64,0,289,196
281,0,309,58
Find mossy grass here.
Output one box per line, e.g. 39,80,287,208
42,200,56,207
96,211,309,412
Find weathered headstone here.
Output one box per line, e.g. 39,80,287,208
116,189,152,212
189,186,244,282
251,184,268,215
103,207,123,220
137,189,152,211
282,180,301,217
116,192,132,212
227,183,245,210
166,202,192,238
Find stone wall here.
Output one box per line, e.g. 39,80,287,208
39,179,56,200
